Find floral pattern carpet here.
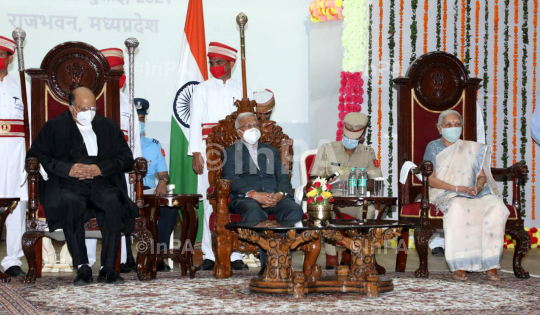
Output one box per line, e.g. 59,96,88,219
3,270,540,315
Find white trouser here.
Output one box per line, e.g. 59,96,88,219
1,201,26,270
198,140,242,262
85,235,128,266
428,232,445,249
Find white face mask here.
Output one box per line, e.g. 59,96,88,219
73,107,96,126
241,128,261,145
441,127,462,143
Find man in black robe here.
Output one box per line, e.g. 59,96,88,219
27,87,138,285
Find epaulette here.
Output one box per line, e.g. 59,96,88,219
152,139,160,145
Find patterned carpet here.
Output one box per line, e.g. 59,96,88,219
2,270,539,315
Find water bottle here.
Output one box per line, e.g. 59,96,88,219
348,167,357,196
358,168,368,197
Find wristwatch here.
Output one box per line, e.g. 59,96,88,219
159,177,170,183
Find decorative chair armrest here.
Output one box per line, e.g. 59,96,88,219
491,160,528,179
216,179,232,200
214,179,232,234
416,160,433,219
133,157,147,209
25,157,40,218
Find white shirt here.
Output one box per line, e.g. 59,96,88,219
188,77,251,155
120,91,142,158
243,141,259,169
0,72,30,199
76,123,98,156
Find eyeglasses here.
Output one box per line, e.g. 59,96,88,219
238,123,260,130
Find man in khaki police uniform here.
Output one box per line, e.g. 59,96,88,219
310,112,382,269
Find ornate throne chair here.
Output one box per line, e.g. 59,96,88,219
22,41,153,283
393,51,530,278
206,99,295,279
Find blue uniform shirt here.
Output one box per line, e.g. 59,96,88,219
141,136,168,188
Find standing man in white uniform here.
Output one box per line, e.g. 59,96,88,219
0,36,28,278
83,48,141,270
189,42,251,271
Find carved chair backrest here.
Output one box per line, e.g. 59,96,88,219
26,41,122,138
206,99,294,191
393,51,481,208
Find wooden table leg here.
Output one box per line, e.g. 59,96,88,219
299,237,322,281
236,228,319,297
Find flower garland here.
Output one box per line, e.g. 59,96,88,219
501,0,511,203
341,0,368,72
423,0,429,54
464,0,472,70
367,3,374,146
309,0,344,22
520,0,529,216
336,0,368,141
453,0,459,56
377,0,384,161
410,0,419,63
387,0,396,197
482,0,489,140
532,0,538,219
492,1,499,167
436,0,442,51
443,0,448,51
399,0,404,75
460,0,466,61
511,0,519,166
473,0,480,80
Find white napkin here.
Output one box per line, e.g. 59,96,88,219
399,161,423,184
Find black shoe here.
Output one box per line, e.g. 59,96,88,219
97,269,107,283
431,247,445,256
105,270,124,284
157,261,171,272
231,260,249,270
258,265,266,277
4,266,26,277
120,263,132,274
73,265,93,286
197,259,214,271
125,255,137,271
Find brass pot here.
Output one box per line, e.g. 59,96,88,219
308,204,333,223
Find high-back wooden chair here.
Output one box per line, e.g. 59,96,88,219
22,41,153,283
393,51,530,279
206,99,294,279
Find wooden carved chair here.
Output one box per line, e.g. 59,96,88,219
393,51,530,278
22,41,153,283
206,99,295,279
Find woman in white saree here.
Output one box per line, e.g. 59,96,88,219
423,110,508,281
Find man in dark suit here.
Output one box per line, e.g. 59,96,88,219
27,87,138,285
221,112,303,274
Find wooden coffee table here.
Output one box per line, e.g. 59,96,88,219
227,219,408,298
141,194,201,279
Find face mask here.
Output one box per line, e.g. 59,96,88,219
0,57,8,71
119,74,126,89
139,121,145,134
342,135,359,150
241,128,261,145
209,62,230,78
73,107,96,126
441,127,462,143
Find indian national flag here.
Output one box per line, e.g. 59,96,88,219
170,0,208,241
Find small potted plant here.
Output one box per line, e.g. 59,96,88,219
306,177,334,224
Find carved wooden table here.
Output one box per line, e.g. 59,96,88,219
141,194,201,279
228,219,407,298
0,198,19,283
